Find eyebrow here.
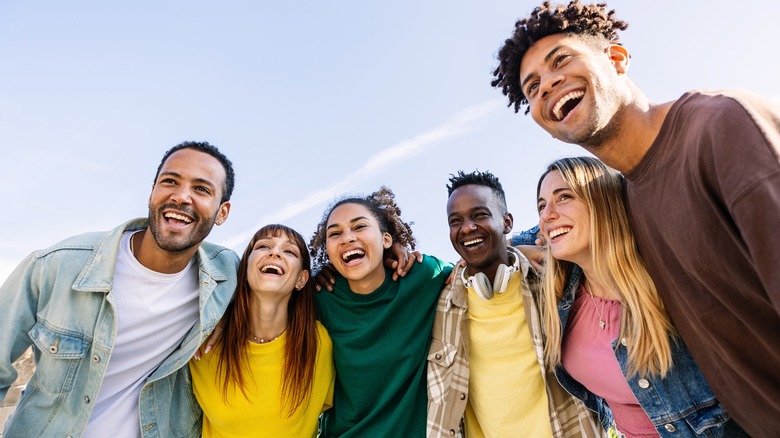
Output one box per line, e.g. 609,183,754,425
537,186,571,203
158,170,217,190
521,45,564,90
326,215,369,231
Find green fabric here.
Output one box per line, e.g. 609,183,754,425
315,255,452,437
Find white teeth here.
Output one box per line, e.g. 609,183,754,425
552,90,584,121
549,227,572,239
261,265,283,275
463,238,483,246
165,212,192,223
342,249,365,261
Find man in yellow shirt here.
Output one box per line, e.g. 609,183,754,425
426,170,601,437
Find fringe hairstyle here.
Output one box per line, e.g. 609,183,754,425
215,224,320,416
538,157,675,377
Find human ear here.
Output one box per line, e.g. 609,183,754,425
296,270,310,290
382,232,393,249
503,212,514,234
607,44,630,74
215,202,231,226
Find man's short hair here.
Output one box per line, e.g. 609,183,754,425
154,141,235,203
491,1,628,114
447,170,508,212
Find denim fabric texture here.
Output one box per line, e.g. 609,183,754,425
0,219,239,437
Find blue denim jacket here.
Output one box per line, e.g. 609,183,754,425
0,219,239,437
555,267,734,437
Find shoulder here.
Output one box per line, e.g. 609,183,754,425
418,254,454,277
32,230,106,260
315,321,333,348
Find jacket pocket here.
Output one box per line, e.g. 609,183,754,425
29,322,89,393
682,399,730,436
426,339,458,404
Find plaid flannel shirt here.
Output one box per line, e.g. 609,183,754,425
426,248,604,437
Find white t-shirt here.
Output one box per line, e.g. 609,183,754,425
82,231,199,438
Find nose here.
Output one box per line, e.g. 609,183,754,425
540,74,563,100
539,203,558,224
170,185,193,204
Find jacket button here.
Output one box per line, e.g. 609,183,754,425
434,353,442,360
664,423,676,432
449,430,456,436
92,354,100,363
49,345,59,354
84,396,91,404
638,379,650,389
459,392,466,400
620,337,627,346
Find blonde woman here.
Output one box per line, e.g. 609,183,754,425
534,157,744,437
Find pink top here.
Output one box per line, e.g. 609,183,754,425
561,285,657,437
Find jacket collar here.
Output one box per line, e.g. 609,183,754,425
71,218,226,292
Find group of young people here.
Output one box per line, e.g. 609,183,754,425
2,1,778,437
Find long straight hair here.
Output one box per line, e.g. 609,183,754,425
216,224,319,416
538,157,675,377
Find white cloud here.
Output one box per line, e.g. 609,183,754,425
219,100,501,249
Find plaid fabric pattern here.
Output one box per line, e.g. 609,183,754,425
426,251,604,438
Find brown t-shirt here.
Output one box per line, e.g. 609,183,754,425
624,89,780,437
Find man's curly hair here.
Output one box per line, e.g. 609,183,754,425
447,170,508,213
491,1,628,114
309,186,416,271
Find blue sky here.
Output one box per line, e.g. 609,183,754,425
2,0,779,284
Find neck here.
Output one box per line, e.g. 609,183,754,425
579,267,616,300
248,293,290,341
466,246,512,282
584,87,675,173
347,267,387,295
132,228,200,274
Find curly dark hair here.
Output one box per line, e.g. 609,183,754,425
491,1,628,114
309,186,416,271
155,141,236,203
447,170,508,213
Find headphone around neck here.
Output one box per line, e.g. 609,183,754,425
461,246,523,300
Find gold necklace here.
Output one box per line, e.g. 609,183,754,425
249,331,284,344
584,282,607,330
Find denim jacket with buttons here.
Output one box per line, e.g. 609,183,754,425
554,266,735,438
0,218,239,437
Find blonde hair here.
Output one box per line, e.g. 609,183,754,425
538,157,675,377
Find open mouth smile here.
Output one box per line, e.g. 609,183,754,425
548,227,572,239
551,90,584,121
260,264,285,276
341,249,366,263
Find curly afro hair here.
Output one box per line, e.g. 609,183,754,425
491,1,628,114
309,186,416,271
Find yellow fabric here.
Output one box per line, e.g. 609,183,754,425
189,322,334,438
464,272,552,438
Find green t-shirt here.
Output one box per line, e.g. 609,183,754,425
315,255,452,437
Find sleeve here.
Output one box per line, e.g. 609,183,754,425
718,94,780,314
510,225,540,246
0,252,41,401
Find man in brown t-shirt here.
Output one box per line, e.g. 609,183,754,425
492,2,780,436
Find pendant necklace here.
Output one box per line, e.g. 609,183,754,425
249,331,284,344
584,282,607,330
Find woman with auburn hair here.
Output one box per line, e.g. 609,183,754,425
535,157,744,437
189,224,333,437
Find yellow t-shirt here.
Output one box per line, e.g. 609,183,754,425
464,272,552,438
189,321,334,438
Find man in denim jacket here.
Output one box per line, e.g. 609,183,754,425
0,141,239,437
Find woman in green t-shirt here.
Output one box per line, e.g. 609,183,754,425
310,186,452,437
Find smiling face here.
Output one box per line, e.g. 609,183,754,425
519,33,630,149
447,184,513,278
325,202,392,294
147,148,230,255
246,233,309,296
537,170,592,268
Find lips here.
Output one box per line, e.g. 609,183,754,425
548,227,572,240
551,90,584,121
341,249,365,264
260,264,285,275
161,207,195,227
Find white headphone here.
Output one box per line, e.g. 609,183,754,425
461,246,523,300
